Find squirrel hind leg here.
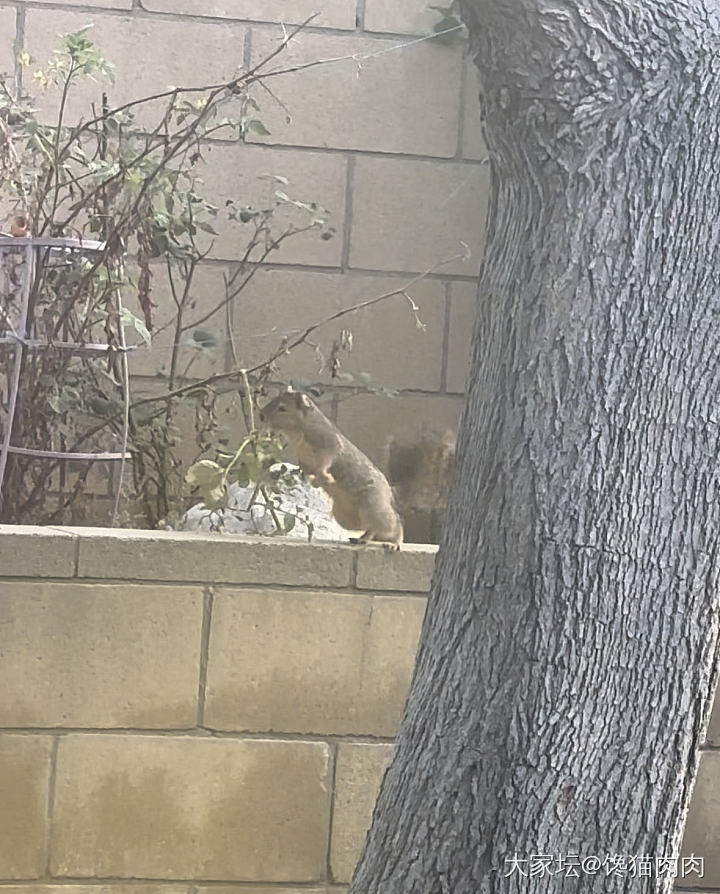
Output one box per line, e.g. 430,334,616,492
351,530,402,551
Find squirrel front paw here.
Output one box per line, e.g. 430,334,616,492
308,470,335,487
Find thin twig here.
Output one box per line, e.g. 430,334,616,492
255,25,466,82
127,246,470,411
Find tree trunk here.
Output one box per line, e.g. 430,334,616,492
350,2,720,892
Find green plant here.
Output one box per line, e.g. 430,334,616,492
0,25,467,531
0,26,332,526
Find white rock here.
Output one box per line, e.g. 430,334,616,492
177,464,350,542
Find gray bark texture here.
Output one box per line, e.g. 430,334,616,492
349,1,720,892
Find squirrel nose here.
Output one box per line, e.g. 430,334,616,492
259,412,265,422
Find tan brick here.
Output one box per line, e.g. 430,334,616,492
446,281,476,393
463,62,487,161
20,0,132,7
335,392,464,468
330,743,393,883
251,31,462,158
364,0,437,36
355,543,435,592
706,689,720,746
678,751,720,886
350,157,487,275
0,735,53,878
143,0,355,29
205,589,425,735
50,735,331,881
0,581,203,727
0,7,15,75
71,526,354,586
0,888,188,894
24,11,244,126
199,144,347,266
0,525,77,577
127,263,230,379
197,889,328,894
228,269,445,390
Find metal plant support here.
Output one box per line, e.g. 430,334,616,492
0,236,132,520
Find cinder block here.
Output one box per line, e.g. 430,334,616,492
446,282,476,393
197,889,329,894
250,31,462,158
706,689,720,746
227,268,446,390
205,589,426,735
330,743,394,883
143,0,356,29
24,11,244,127
0,735,53,878
0,888,188,894
127,262,230,379
0,525,77,578
72,527,354,586
350,157,487,275
363,0,437,35
355,544,435,592
198,144,346,266
0,581,203,728
463,63,487,161
0,7,15,74
335,392,464,469
677,751,720,887
22,0,132,6
50,735,331,881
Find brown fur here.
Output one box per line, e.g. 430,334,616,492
260,392,403,549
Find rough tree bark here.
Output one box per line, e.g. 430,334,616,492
350,2,720,892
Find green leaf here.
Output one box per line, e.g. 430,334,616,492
246,118,271,136
186,460,223,488
87,396,117,416
195,220,218,235
120,307,151,346
192,328,218,349
185,460,226,508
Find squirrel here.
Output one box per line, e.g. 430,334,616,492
386,428,455,544
260,390,403,550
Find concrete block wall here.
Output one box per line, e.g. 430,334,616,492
1,525,720,891
0,0,486,492
0,525,434,892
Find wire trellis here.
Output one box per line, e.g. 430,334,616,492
0,235,133,522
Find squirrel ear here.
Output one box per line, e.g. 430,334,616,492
295,392,312,409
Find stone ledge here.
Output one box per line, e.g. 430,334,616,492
0,525,437,591
0,525,78,578
356,542,437,592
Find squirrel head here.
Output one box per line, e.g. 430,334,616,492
259,390,315,434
